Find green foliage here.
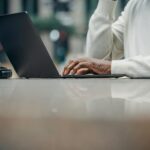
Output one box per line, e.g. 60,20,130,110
31,16,75,35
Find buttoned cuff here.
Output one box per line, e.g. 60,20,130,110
95,0,117,19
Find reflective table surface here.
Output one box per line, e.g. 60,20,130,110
0,79,150,150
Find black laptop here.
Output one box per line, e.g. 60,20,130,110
0,12,125,79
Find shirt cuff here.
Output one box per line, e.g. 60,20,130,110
111,59,130,75
95,0,117,19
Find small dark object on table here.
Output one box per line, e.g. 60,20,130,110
0,67,12,79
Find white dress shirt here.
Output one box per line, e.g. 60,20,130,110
86,0,150,77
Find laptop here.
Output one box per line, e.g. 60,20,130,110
0,12,125,79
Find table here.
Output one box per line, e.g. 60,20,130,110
0,79,150,150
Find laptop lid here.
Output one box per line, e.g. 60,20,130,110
0,12,60,78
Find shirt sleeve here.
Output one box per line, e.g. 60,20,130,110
86,0,125,60
112,56,150,78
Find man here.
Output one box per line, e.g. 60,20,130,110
63,0,150,78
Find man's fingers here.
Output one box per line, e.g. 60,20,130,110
74,62,90,70
63,60,79,75
68,62,90,75
76,68,90,75
70,68,77,75
63,57,92,75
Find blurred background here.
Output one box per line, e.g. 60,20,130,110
0,0,128,72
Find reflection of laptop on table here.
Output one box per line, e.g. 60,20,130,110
0,12,124,79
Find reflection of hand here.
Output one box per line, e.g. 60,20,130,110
63,58,111,75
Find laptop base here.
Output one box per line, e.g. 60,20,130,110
62,74,126,79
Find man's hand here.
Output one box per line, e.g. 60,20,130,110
63,58,111,75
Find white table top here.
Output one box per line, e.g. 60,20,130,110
0,79,150,150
